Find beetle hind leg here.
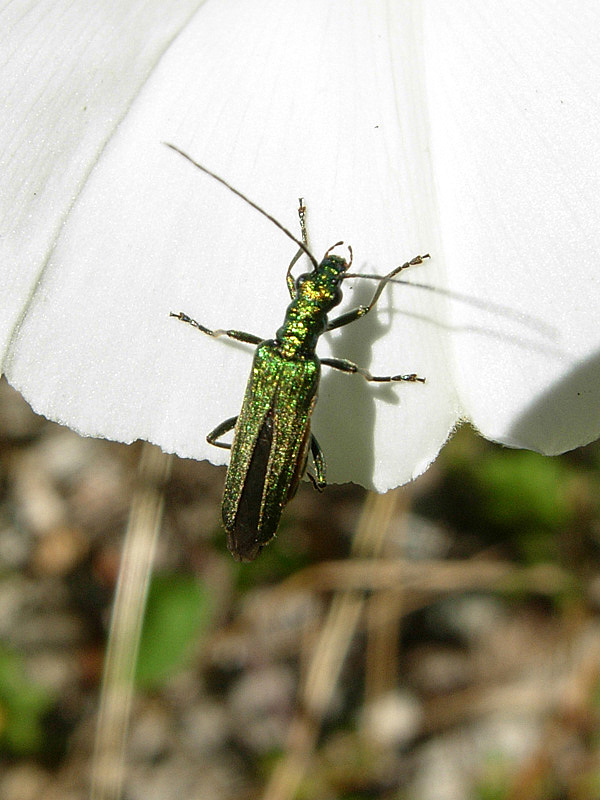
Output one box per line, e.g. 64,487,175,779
307,434,327,492
207,416,238,450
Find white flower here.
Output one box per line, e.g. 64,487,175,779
1,0,599,491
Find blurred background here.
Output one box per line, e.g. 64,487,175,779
0,374,599,800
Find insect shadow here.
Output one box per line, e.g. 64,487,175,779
311,264,404,487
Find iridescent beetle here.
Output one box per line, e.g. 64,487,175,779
166,143,428,561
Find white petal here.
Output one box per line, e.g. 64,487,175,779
424,0,600,453
0,0,206,353
4,0,457,491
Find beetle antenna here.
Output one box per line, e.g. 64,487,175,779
163,143,319,268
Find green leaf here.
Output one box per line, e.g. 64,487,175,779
0,646,53,755
135,574,213,689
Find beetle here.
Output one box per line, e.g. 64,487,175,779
166,143,428,561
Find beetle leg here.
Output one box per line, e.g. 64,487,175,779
207,416,238,450
321,357,425,384
326,253,429,331
170,312,262,345
307,434,327,491
285,197,310,297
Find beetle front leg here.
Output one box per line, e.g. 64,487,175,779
285,197,310,298
326,253,430,332
170,312,263,345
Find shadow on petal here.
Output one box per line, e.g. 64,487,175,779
506,349,600,455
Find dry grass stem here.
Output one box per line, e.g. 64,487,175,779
90,444,172,800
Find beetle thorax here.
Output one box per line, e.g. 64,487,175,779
275,260,346,358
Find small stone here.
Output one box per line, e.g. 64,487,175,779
360,689,423,748
407,645,473,694
129,701,173,761
227,665,296,752
180,701,229,754
12,454,65,535
31,525,88,576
